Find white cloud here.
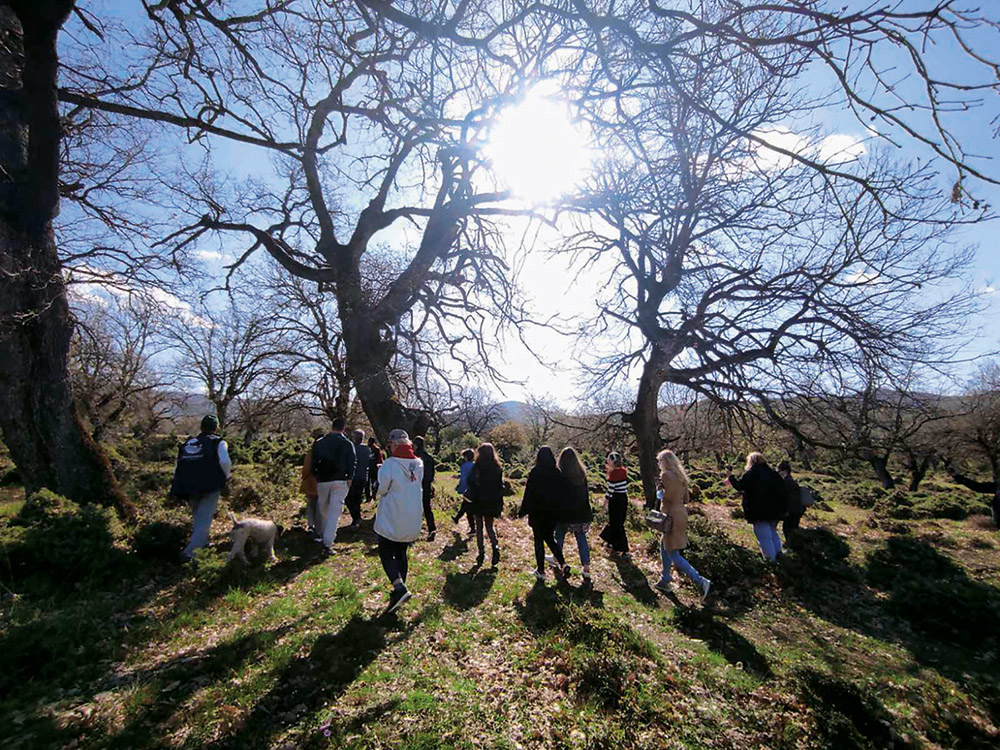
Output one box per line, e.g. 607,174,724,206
817,134,866,164
983,284,997,295
196,249,225,262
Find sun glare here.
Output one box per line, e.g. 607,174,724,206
485,91,591,203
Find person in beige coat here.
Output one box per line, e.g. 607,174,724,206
654,450,711,602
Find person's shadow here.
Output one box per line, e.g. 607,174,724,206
442,566,497,610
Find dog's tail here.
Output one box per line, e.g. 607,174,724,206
229,510,240,525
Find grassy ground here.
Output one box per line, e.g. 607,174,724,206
1,464,999,749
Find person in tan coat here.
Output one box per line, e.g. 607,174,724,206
300,428,324,533
654,450,711,602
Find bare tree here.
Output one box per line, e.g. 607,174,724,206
455,386,505,436
162,296,299,435
943,362,1000,523
69,295,170,442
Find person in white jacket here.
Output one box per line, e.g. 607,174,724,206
374,428,425,614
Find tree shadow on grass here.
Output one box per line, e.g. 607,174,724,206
207,608,426,748
796,667,912,750
442,566,496,610
611,555,659,609
102,624,298,749
786,530,1000,735
672,606,773,681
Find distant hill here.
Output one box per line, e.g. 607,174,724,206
496,400,532,423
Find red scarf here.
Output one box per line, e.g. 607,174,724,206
392,443,417,459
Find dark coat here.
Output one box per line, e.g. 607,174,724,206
518,465,564,528
311,432,356,482
559,478,593,525
730,463,788,522
783,474,803,516
468,463,505,518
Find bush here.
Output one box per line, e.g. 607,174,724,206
686,515,768,586
4,490,129,588
132,520,189,562
0,466,22,486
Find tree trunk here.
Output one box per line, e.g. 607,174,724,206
906,453,931,492
794,435,812,470
627,349,668,510
0,4,132,520
867,454,896,490
340,310,428,444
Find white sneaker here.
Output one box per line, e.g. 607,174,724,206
533,570,545,581
545,554,558,569
701,578,712,603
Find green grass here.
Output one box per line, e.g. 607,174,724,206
1,462,998,749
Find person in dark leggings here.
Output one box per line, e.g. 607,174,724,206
518,446,567,581
413,435,437,541
467,442,505,567
366,437,383,502
778,460,804,544
599,451,631,559
373,429,425,614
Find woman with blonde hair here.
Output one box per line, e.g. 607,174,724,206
727,452,788,561
655,450,711,601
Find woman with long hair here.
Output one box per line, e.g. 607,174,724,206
727,452,788,561
553,447,593,581
656,450,711,601
518,446,568,581
467,442,505,566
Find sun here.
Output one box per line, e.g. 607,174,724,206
484,89,592,204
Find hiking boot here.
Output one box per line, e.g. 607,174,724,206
386,586,411,614
475,551,485,567
700,578,712,603
427,530,437,542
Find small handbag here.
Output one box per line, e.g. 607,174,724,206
645,509,672,534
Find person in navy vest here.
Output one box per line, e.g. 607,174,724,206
172,415,232,561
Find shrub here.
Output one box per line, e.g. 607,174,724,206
4,490,129,588
686,515,767,586
0,466,22,486
132,520,189,562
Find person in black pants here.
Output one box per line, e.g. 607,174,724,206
344,429,371,530
778,460,804,544
518,446,568,581
599,451,630,559
413,435,437,541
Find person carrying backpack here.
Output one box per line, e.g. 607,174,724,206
172,415,232,561
727,452,788,561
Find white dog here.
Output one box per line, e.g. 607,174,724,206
227,512,279,564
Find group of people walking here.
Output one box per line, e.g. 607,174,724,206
173,414,807,615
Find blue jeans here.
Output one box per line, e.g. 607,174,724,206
182,491,220,559
753,520,782,561
660,547,705,586
554,523,591,566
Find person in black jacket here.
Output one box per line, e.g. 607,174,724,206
778,460,804,543
413,435,437,540
553,447,593,581
518,446,568,581
727,452,787,561
311,416,356,553
467,442,504,567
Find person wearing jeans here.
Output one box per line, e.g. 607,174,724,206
654,449,711,602
172,415,231,562
752,520,783,561
728,452,789,562
552,447,593,581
